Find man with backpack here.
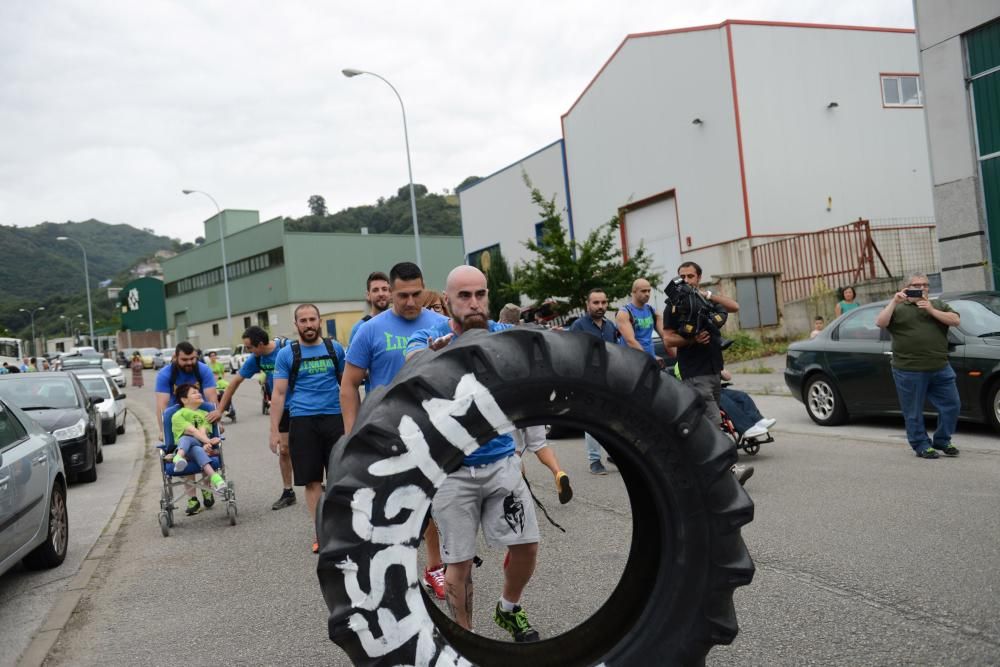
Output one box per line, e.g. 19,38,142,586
269,304,346,553
208,326,296,510
616,277,668,362
349,270,391,343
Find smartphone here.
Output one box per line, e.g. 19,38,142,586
904,288,924,298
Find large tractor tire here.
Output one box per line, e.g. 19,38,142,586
317,328,754,666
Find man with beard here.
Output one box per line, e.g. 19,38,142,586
270,304,346,553
154,340,219,514
569,287,622,475
405,265,541,643
349,271,391,343
341,261,449,598
616,277,668,362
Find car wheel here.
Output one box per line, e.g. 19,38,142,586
23,481,69,570
318,328,755,666
78,441,99,483
104,428,117,445
986,380,1000,434
804,373,848,426
117,413,126,435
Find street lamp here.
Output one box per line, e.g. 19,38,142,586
182,189,234,345
342,68,422,268
57,236,95,347
19,306,45,356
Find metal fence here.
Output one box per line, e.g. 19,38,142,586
751,219,938,303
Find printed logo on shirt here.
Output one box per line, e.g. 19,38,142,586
634,313,653,330
300,358,333,375
383,332,410,352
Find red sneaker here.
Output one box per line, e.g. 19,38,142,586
312,540,320,554
423,565,446,600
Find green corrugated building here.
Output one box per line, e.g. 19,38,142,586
162,211,463,348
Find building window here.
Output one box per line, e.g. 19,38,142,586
212,323,219,336
257,311,269,329
881,74,922,107
165,247,285,297
243,316,252,329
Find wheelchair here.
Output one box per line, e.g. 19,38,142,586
719,383,774,456
157,402,238,536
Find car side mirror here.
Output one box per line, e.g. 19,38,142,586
116,393,126,400
89,396,102,407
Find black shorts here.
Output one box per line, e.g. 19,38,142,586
287,414,344,486
278,409,290,434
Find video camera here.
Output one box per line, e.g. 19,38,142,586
664,276,733,350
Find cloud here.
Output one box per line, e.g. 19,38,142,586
0,0,914,241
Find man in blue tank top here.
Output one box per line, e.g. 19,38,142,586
406,265,541,643
617,277,668,363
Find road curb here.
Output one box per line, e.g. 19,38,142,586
17,402,159,667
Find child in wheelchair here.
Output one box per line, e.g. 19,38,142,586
719,369,776,454
170,384,228,512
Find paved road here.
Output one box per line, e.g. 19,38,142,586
40,375,1000,666
0,397,146,667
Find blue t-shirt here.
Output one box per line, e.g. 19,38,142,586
623,303,656,357
406,319,515,467
273,339,346,417
349,318,368,345
238,339,288,393
569,316,623,344
154,362,218,407
346,309,447,389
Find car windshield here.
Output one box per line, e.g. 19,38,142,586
140,348,159,355
0,376,80,410
948,296,1000,337
210,348,233,356
78,377,111,399
160,349,173,357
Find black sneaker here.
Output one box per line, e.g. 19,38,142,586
589,460,608,475
201,489,215,508
732,464,754,485
272,490,296,510
185,497,202,516
917,448,940,459
493,602,540,642
935,445,960,457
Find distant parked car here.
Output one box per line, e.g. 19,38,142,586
231,344,252,373
204,347,235,372
159,348,174,365
0,372,102,483
138,348,161,370
0,396,69,577
60,356,104,371
101,358,126,388
785,291,1000,433
72,372,127,445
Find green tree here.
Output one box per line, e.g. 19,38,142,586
308,195,328,217
397,183,428,199
513,184,659,314
483,251,520,318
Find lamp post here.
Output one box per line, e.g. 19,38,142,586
342,68,422,268
57,236,95,346
182,189,234,345
19,306,45,357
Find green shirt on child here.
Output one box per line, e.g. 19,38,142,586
171,407,209,442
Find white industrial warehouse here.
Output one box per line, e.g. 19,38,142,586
459,20,938,317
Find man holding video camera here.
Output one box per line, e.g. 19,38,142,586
875,272,961,459
663,261,739,426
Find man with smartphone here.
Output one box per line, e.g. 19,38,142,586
875,272,961,459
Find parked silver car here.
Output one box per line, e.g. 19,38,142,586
101,358,126,388
0,396,69,576
72,372,128,445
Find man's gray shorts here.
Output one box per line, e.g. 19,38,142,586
432,454,540,564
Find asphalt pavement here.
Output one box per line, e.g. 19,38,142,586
31,370,1000,666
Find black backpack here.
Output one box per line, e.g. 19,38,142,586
255,336,289,364
168,361,203,395
287,338,341,394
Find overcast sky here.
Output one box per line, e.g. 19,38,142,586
0,1,915,242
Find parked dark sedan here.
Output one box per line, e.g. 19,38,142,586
0,372,103,482
785,291,1000,433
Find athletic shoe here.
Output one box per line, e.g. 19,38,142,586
555,471,573,504
756,418,777,430
494,602,540,642
917,448,940,459
172,452,187,472
589,460,608,475
201,489,215,508
935,445,960,457
185,497,202,516
272,489,296,510
732,464,754,485
606,455,616,466
423,566,446,600
312,540,320,554
743,424,769,439
210,473,227,492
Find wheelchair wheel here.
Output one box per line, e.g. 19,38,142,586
742,441,761,455
158,511,170,537
227,502,238,525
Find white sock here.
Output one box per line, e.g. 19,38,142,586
499,596,517,612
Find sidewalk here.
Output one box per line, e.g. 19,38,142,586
724,353,791,396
